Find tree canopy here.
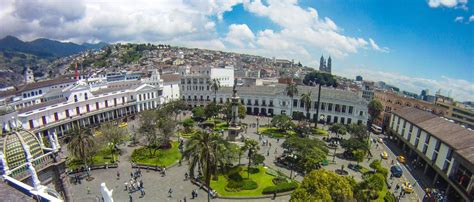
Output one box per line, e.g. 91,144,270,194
271,114,294,132
368,100,383,122
222,102,246,124
191,106,206,122
303,71,337,87
329,123,347,136
282,137,328,173
291,169,355,202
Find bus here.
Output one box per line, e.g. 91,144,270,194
371,124,382,134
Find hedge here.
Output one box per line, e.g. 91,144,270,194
262,181,298,194
384,192,396,202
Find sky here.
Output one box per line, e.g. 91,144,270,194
0,0,473,101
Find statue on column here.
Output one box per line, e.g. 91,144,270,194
101,182,114,202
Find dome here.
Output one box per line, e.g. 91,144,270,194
2,129,44,169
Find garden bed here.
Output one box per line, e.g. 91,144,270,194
66,147,117,170
258,127,296,138
131,141,181,167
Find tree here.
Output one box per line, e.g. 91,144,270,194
271,114,293,132
157,117,177,148
300,91,312,121
67,128,96,168
241,138,260,178
282,137,328,173
250,154,265,166
303,71,337,128
341,137,369,153
191,106,206,122
353,149,366,165
354,173,385,201
98,123,128,160
182,118,195,133
138,110,159,154
286,82,298,117
329,123,347,137
204,102,221,119
163,100,187,121
182,130,231,202
291,169,355,202
211,78,220,103
347,123,369,140
368,99,383,126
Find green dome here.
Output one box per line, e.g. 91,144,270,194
3,130,44,169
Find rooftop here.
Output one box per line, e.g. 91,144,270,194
15,78,76,93
393,107,474,164
161,73,181,82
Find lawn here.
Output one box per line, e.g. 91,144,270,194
258,127,296,138
178,129,198,138
373,181,388,202
210,166,279,196
131,141,182,167
312,128,328,136
67,147,116,170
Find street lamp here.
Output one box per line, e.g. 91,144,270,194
256,116,261,139
288,153,297,179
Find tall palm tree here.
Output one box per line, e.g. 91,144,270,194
210,78,220,103
241,138,260,178
300,92,312,121
286,82,298,118
182,130,230,202
67,128,96,169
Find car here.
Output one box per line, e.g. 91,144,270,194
402,182,414,193
119,122,128,128
377,138,383,143
397,155,406,164
381,151,388,159
390,164,403,177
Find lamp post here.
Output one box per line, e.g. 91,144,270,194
332,145,337,163
256,116,260,139
288,153,297,179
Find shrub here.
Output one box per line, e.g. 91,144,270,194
272,177,288,185
384,192,396,202
242,180,258,190
266,168,279,177
225,180,243,192
248,167,260,174
228,171,243,182
262,181,298,194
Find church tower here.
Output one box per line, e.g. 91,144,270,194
327,56,332,74
319,55,326,72
24,67,34,84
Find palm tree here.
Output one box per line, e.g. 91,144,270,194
303,72,337,128
211,78,220,103
300,91,312,121
67,128,96,169
182,130,230,202
241,138,260,178
286,82,298,118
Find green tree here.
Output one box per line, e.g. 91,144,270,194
250,153,265,166
347,123,369,140
182,130,231,202
329,123,347,137
291,169,355,202
204,102,221,119
138,110,159,154
271,114,293,132
368,99,383,126
341,137,369,153
211,78,220,103
241,138,260,178
163,100,187,121
222,102,246,124
191,106,206,122
302,71,337,128
286,82,299,116
67,128,96,168
354,173,385,201
157,117,177,148
353,149,366,165
282,137,328,173
300,91,312,121
182,118,195,133
98,123,128,160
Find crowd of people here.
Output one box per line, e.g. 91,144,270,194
123,168,146,201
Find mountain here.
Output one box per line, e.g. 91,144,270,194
0,36,108,57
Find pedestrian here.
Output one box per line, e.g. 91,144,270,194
191,190,195,199
168,188,173,198
269,142,272,147
87,186,90,194
124,182,128,191
277,138,280,143
130,172,133,178
267,150,270,156
183,196,187,202
117,171,120,180
273,191,277,199
274,148,277,154
139,179,143,188
129,193,133,202
185,172,188,180
138,168,142,176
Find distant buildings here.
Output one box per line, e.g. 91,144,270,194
356,75,363,81
435,95,474,129
319,55,332,74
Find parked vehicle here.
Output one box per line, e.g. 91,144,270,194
397,155,406,164
380,151,388,159
390,164,403,177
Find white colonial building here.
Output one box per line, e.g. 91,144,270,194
389,107,474,201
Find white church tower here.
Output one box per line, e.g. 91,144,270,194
24,67,34,84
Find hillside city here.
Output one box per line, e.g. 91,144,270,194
0,1,473,202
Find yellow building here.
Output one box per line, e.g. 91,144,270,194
435,95,474,129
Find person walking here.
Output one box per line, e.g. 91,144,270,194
183,197,187,202
116,171,120,180
129,193,133,202
185,172,188,180
168,188,173,198
139,180,143,188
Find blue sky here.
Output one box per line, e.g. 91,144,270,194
0,0,472,101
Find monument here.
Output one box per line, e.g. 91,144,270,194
100,182,114,202
227,79,243,141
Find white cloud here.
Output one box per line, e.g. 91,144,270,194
338,68,474,102
428,0,468,8
454,16,464,22
470,15,474,22
369,38,389,53
225,24,255,48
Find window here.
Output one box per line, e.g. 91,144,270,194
269,100,273,106
84,93,88,100
342,105,346,113
96,102,100,110
54,112,59,121
341,117,345,124
293,99,298,107
74,95,78,102
321,102,326,110
114,98,117,106
432,152,438,161
347,118,352,124
425,135,431,144
65,110,70,118
348,106,353,114
359,111,363,116
105,100,109,107
122,96,125,104
335,104,340,112
422,145,428,154
139,94,142,101
333,116,338,123
300,100,304,108
39,90,42,94
328,103,333,111
29,120,34,129
435,140,441,152
42,116,47,125
76,107,80,115
86,104,90,112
